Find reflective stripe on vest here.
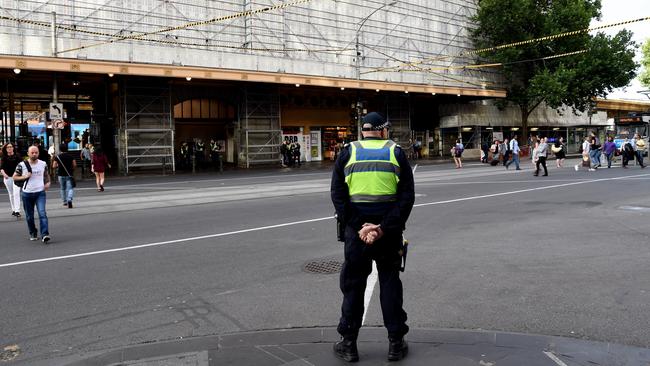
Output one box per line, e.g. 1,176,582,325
344,140,400,203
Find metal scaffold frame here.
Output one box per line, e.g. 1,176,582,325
240,87,282,168
119,82,175,174
0,0,498,90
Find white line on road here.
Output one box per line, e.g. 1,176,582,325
1,173,648,269
0,217,331,269
543,351,569,366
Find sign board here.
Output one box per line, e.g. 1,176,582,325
492,132,503,141
49,103,63,120
52,119,66,130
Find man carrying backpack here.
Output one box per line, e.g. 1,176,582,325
13,146,51,243
620,137,635,169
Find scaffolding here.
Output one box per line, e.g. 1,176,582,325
119,81,174,174
240,87,282,168
0,0,500,91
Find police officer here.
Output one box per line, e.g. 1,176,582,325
210,139,223,172
330,112,415,362
179,142,190,170
194,139,205,169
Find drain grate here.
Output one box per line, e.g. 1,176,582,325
303,260,343,274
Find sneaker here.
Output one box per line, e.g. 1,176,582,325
588,168,596,172
68,201,73,209
63,202,68,206
29,234,38,241
42,235,51,244
14,212,20,218
574,165,579,171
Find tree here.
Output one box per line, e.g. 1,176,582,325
470,0,638,140
640,39,650,88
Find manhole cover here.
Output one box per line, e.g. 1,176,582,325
303,260,342,274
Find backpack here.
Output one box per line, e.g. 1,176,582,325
14,161,32,188
624,142,634,154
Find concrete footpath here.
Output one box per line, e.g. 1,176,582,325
32,327,650,366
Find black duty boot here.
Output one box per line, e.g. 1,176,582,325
333,338,359,362
387,337,408,361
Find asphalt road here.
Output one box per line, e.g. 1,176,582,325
1,160,649,365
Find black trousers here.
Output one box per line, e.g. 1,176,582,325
535,157,547,175
338,224,408,339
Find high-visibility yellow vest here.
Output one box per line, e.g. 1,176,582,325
344,139,400,203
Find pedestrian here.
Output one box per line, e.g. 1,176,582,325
453,139,464,168
633,133,646,168
534,136,548,176
210,139,223,172
52,143,76,209
80,143,92,177
481,140,489,163
331,112,414,362
91,147,111,192
575,136,594,171
602,136,617,168
505,135,521,170
589,133,602,169
552,137,566,168
620,137,634,168
12,146,51,243
502,138,510,166
1,142,23,217
292,141,302,166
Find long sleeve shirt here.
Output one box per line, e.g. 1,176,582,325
331,138,415,234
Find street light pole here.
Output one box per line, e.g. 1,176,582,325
352,1,397,140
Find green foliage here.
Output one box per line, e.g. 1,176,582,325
641,39,650,88
471,0,638,135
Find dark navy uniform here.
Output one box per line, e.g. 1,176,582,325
330,136,415,341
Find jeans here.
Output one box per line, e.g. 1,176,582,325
605,152,614,168
22,190,49,237
59,176,74,203
589,150,601,166
635,151,645,167
506,153,520,169
535,157,548,175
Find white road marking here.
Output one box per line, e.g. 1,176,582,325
543,351,569,366
362,261,378,325
1,173,648,269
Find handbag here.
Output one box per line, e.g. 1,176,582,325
56,155,76,188
551,145,562,153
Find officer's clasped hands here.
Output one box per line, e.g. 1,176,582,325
358,223,383,245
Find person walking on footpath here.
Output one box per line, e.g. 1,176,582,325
620,137,634,169
80,143,92,177
52,143,77,208
502,138,511,166
12,146,51,243
534,137,549,176
331,112,414,362
505,135,521,170
452,139,464,168
1,142,23,217
633,133,646,168
589,134,602,169
575,136,595,171
552,137,566,168
91,147,111,192
602,136,617,169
